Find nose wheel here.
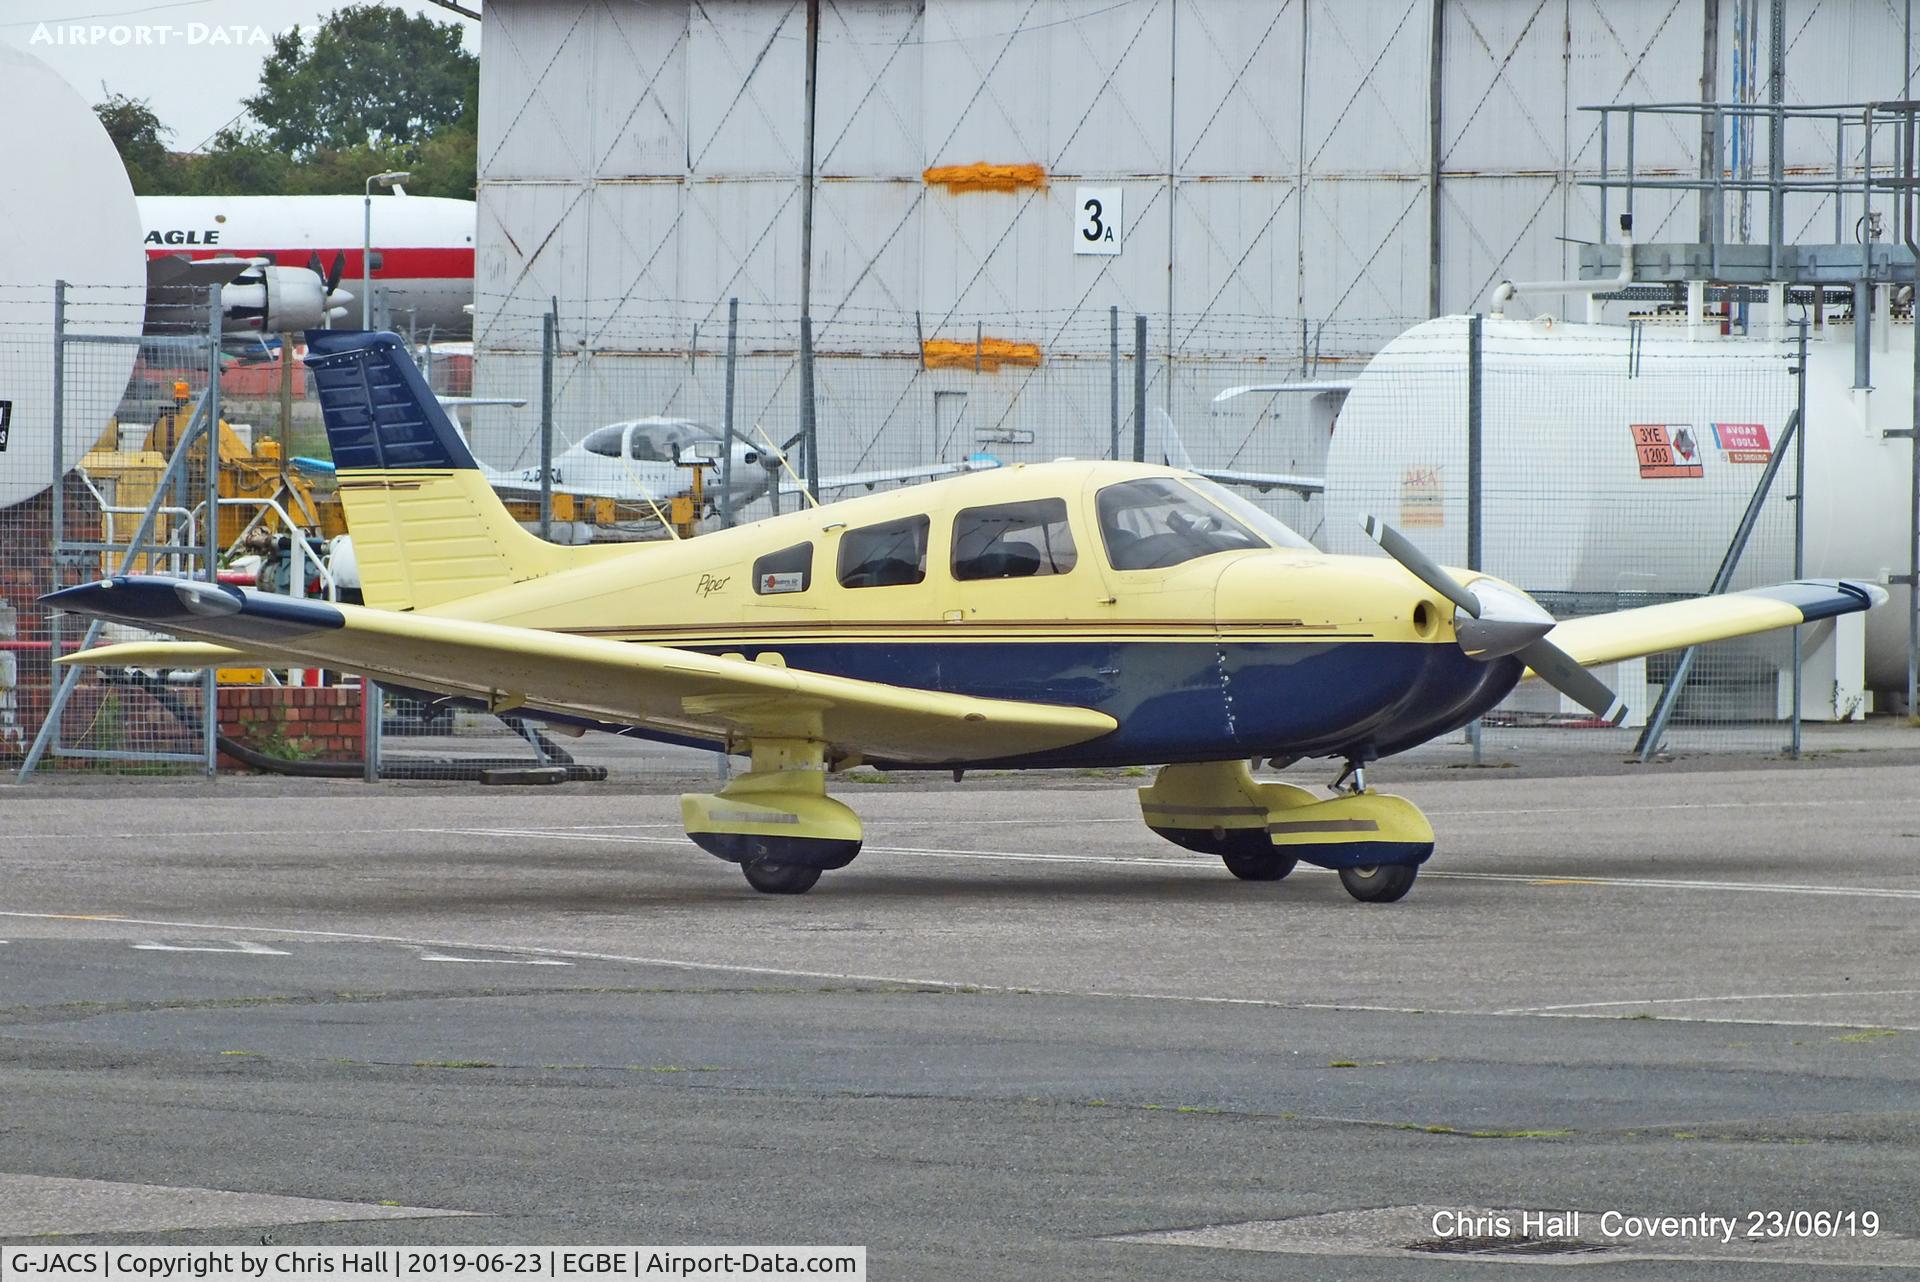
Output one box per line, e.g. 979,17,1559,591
741,860,823,895
1338,862,1419,903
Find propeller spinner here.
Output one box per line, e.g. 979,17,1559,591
1361,514,1627,725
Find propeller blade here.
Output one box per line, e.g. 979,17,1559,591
1359,514,1481,618
1519,637,1628,725
306,251,325,279
326,252,346,293
781,430,804,452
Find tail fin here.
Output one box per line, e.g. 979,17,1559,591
305,330,577,612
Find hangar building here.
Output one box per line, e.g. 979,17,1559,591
469,0,1918,495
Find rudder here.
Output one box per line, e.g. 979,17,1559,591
305,329,572,612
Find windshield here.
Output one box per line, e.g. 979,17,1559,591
1181,477,1315,550
1096,477,1268,570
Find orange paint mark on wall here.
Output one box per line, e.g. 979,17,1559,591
922,338,1044,372
922,162,1048,193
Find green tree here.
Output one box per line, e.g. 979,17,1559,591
96,3,476,200
93,93,184,193
247,3,477,160
187,127,293,196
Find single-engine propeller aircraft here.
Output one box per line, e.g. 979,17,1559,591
46,331,1886,901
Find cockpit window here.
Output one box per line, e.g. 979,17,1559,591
1096,477,1268,570
580,425,626,457
1181,477,1316,550
952,498,1077,580
628,433,672,462
837,515,929,588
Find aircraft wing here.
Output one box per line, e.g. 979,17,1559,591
48,577,1118,763
146,254,262,292
1151,410,1324,495
1525,580,1887,675
1212,380,1355,403
144,254,265,333
785,457,998,496
1184,466,1324,496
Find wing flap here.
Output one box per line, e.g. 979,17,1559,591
48,577,1116,762
1529,579,1886,675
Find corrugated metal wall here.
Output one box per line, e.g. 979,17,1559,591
471,0,1918,465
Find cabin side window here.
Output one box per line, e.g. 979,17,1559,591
837,516,929,588
753,542,813,596
951,498,1078,580
1096,478,1268,570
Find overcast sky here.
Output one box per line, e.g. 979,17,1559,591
2,0,478,150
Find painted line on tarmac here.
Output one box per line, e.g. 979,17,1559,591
434,826,1920,900
0,794,1908,845
1424,797,1920,817
131,940,289,955
0,908,1912,1035
1430,870,1920,900
1499,987,1920,1014
417,949,574,966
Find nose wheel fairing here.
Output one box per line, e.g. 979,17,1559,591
1138,761,1435,882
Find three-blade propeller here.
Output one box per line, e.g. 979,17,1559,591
1361,515,1627,725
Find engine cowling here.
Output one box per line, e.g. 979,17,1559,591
220,265,351,334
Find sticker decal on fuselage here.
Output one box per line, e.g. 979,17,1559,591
696,573,731,598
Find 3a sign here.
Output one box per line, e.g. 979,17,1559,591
1075,186,1122,256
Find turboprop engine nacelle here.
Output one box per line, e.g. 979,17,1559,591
220,265,351,334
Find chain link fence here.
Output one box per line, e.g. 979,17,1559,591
0,282,1847,784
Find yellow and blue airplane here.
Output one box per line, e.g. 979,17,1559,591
47,331,1886,901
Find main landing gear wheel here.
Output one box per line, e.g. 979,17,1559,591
1222,851,1298,882
741,861,822,895
1339,863,1418,903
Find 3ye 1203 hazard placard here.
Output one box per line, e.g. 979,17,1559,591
1630,423,1704,478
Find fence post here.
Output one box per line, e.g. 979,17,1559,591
539,306,555,542
1132,313,1147,462
48,281,66,724
1911,261,1920,717
1790,319,1808,757
1466,312,1484,765
1109,305,1120,459
362,681,382,783
722,297,738,528
801,313,819,498
203,285,222,777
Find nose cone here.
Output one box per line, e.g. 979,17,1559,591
1454,580,1555,659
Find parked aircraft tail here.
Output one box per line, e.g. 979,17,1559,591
304,329,601,612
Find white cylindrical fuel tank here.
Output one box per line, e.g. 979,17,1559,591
0,43,144,509
1321,314,1914,688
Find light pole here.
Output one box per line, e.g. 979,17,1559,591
362,170,410,329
